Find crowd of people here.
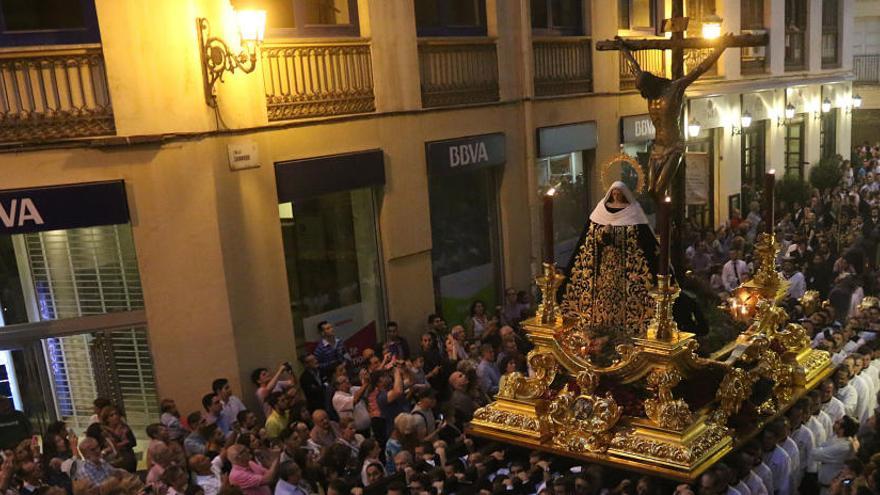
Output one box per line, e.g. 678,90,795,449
5,146,880,495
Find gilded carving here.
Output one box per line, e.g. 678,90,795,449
644,368,692,431
472,406,540,432
544,370,622,453
610,424,727,464
497,350,558,400
774,322,811,352
709,367,753,425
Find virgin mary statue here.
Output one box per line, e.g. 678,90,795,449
560,181,658,364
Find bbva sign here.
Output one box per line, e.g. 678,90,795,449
0,181,129,235
0,198,44,228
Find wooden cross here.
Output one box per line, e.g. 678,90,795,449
596,1,768,273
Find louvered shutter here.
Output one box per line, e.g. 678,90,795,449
21,225,158,439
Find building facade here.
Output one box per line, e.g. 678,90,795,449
0,0,854,433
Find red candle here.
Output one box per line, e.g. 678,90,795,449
658,196,671,276
543,188,556,265
764,169,776,234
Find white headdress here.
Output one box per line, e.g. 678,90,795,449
589,181,650,226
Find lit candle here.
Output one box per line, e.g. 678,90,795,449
764,169,776,234
543,187,556,265
657,196,671,277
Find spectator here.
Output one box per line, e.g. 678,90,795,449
228,444,279,495
299,355,326,413
476,344,501,396
313,321,349,379
213,378,248,434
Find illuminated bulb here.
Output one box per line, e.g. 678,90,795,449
236,9,267,43
821,97,832,114
740,111,752,129
701,14,722,40
688,119,702,138
546,187,557,197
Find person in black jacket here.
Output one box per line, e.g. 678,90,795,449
299,354,327,413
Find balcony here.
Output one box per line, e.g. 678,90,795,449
0,45,114,143
684,48,718,77
854,55,880,84
261,40,375,121
620,49,666,90
418,38,499,108
532,37,593,97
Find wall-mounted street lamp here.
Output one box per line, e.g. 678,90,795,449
688,118,702,138
853,94,863,109
821,97,832,114
197,9,267,107
777,103,795,128
701,14,723,40
731,111,752,136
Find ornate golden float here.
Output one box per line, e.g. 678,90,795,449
469,232,833,481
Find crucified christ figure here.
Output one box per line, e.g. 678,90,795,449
616,34,731,195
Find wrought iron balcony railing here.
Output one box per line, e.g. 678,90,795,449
0,45,114,143
533,37,593,97
620,48,666,90
855,55,880,84
418,38,499,108
261,40,375,121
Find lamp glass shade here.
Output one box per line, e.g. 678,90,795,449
236,10,266,43
740,112,752,129
853,95,863,109
784,104,796,120
821,98,831,113
701,14,722,39
688,120,701,138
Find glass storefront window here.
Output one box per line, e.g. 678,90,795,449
537,151,592,267
279,188,383,355
429,169,500,324
0,224,159,451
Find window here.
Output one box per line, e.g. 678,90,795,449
741,120,766,207
233,0,360,37
279,188,384,354
785,117,805,179
686,129,715,229
820,108,838,159
416,0,487,36
532,0,583,36
618,0,655,31
0,0,99,46
822,0,840,68
536,151,593,267
784,0,807,70
741,0,764,30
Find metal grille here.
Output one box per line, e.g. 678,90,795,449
418,39,499,108
854,55,880,83
619,49,666,90
261,41,376,121
0,45,115,143
532,37,593,97
21,225,158,437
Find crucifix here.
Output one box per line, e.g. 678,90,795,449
597,2,767,273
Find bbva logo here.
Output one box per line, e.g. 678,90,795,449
0,198,44,228
449,141,490,168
